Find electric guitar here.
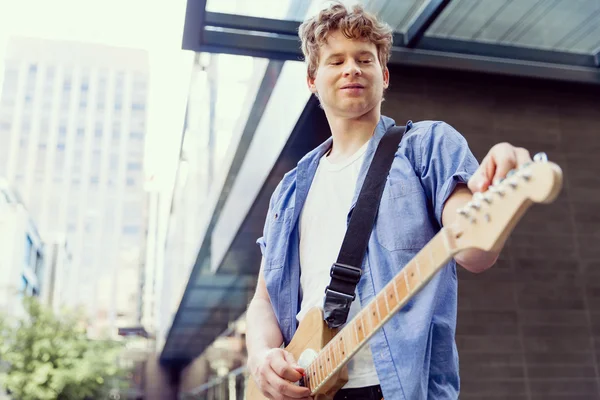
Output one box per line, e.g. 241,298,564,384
246,154,563,400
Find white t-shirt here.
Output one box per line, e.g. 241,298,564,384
297,140,380,389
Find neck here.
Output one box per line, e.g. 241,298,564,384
325,107,381,162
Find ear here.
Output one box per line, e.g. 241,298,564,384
307,74,318,94
382,67,390,89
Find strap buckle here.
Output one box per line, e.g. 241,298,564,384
329,262,362,284
324,287,355,302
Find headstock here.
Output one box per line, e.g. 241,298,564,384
451,153,563,253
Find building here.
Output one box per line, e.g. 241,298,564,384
40,235,72,315
0,178,44,316
155,0,600,398
0,37,150,335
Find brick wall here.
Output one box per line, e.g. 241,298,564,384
383,67,600,399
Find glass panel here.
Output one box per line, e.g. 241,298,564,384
206,0,426,33
428,0,600,53
206,0,296,20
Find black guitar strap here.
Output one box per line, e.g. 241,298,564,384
323,124,407,329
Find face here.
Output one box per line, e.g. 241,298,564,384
307,30,389,119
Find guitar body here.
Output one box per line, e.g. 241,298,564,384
245,307,348,400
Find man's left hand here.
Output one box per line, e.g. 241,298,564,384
467,142,532,194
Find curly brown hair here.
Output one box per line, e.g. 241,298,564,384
298,2,393,79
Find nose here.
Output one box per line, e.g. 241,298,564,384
342,60,361,77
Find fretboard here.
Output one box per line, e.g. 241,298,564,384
304,228,457,393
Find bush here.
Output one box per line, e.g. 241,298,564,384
0,297,130,400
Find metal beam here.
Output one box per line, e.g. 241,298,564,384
192,28,600,84
182,0,207,51
182,11,600,84
419,37,597,68
404,0,453,48
392,46,600,85
205,11,299,36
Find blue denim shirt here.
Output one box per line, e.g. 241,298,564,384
257,116,479,399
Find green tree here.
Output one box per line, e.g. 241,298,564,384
0,297,130,400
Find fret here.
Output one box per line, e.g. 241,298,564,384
403,268,412,294
415,256,423,281
395,272,408,303
385,284,399,311
405,264,420,294
329,341,338,368
326,345,334,375
427,245,436,272
338,333,347,360
383,285,390,313
374,298,382,323
305,366,312,392
367,303,379,332
354,313,365,343
319,354,326,382
353,321,360,344
392,277,399,304
376,293,388,324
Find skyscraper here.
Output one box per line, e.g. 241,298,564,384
0,37,149,335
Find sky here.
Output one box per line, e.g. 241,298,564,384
0,0,194,190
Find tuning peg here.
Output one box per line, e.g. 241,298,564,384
489,185,505,197
457,208,469,217
468,201,481,210
533,152,548,162
474,192,493,204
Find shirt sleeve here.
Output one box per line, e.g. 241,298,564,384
256,177,286,257
417,122,479,227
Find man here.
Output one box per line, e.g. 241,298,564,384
246,3,531,399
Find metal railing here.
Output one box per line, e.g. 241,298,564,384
180,366,247,400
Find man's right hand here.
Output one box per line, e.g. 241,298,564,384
249,348,312,400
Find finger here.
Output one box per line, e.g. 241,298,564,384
514,147,532,167
271,354,303,382
283,351,304,374
468,155,493,193
267,367,311,399
491,145,517,183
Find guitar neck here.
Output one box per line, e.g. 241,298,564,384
305,228,458,392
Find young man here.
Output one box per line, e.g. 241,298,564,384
246,3,531,399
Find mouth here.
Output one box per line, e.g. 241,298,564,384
341,84,365,89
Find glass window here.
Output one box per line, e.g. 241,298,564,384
127,162,142,171
122,225,139,235
35,251,44,277
110,154,119,170
25,235,33,266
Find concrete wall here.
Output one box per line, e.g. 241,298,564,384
383,66,600,399
143,355,179,400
